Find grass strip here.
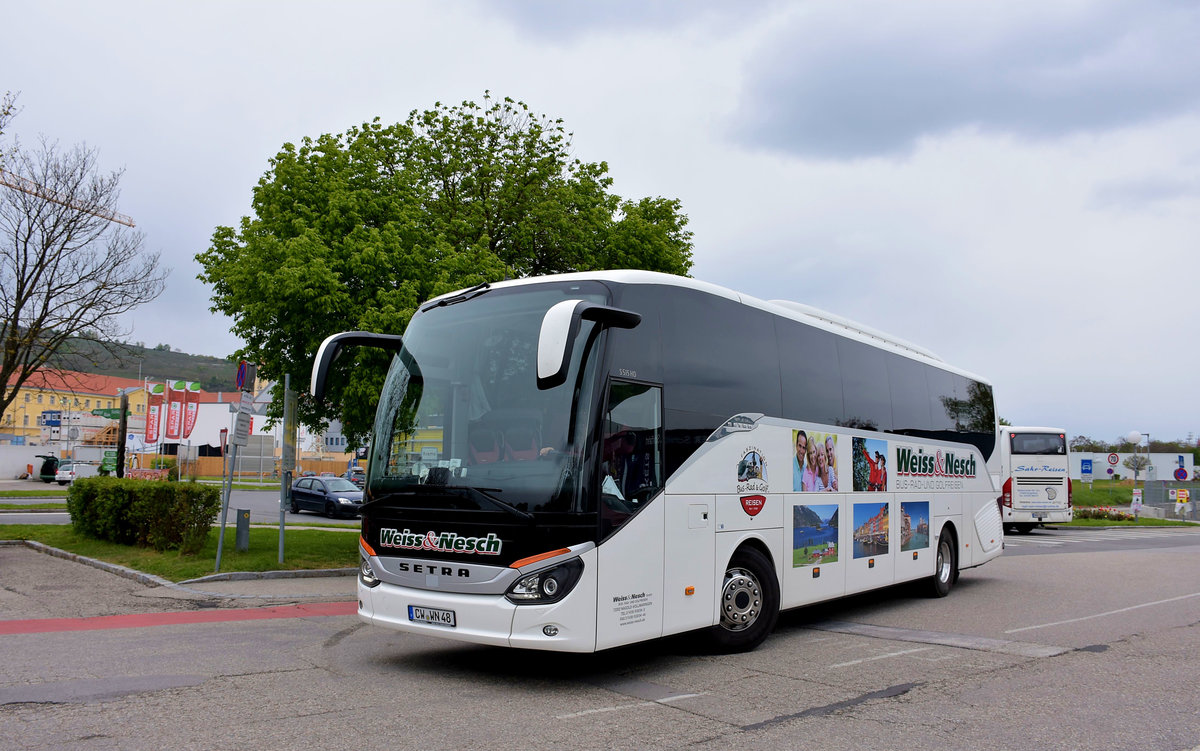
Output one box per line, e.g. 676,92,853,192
0,525,359,582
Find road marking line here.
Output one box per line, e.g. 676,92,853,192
1004,591,1200,634
555,693,705,719
829,646,931,667
813,620,1068,657
0,601,357,635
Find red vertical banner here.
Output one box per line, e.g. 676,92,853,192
165,380,185,440
144,383,164,443
183,382,201,439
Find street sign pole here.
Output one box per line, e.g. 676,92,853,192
215,441,237,572
279,374,297,564
216,390,253,573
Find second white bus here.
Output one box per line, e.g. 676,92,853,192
992,426,1071,533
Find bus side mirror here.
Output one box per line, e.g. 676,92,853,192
537,300,641,390
311,331,406,400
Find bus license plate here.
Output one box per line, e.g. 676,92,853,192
409,605,456,627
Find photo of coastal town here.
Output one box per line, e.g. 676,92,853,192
853,501,889,558
901,501,930,551
792,503,839,567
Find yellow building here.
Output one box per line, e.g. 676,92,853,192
1,370,150,446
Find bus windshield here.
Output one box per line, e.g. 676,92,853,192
368,281,609,514
1009,432,1066,455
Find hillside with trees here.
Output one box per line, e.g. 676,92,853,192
48,337,236,392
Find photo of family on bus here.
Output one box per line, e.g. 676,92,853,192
792,429,838,492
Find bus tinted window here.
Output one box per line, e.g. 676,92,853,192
661,291,782,421
887,353,933,432
608,285,664,385
836,338,890,431
925,367,963,432
777,319,844,426
1010,432,1066,455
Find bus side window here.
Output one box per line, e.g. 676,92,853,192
600,381,663,537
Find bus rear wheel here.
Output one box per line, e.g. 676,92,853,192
707,547,779,653
930,532,957,598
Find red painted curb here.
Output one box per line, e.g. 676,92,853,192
0,600,357,635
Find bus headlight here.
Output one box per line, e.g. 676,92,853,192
360,556,381,588
505,558,583,605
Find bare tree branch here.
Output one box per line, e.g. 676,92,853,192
1,137,168,420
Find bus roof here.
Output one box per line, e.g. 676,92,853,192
425,270,991,385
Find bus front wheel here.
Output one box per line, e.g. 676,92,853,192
708,547,779,653
930,532,957,598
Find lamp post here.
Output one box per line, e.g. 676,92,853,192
1126,430,1150,488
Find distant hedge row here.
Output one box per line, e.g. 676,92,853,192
67,477,221,554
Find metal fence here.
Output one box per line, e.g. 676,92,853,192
1143,480,1199,520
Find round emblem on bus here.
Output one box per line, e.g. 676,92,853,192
1045,487,1057,500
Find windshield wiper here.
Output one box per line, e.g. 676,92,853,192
421,282,491,312
464,486,535,522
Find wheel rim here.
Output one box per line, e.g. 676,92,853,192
720,566,762,631
936,538,952,584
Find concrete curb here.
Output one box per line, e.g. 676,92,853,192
0,539,355,601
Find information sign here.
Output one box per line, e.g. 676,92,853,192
1080,459,1093,479
231,411,251,446
1176,488,1192,516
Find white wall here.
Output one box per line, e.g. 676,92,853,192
1071,452,1196,481
0,445,53,478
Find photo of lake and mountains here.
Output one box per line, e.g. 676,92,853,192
793,504,838,566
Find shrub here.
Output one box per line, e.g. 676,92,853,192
67,477,221,554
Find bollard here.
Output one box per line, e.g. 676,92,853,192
235,508,250,552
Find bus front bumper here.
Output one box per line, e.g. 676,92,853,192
357,578,598,652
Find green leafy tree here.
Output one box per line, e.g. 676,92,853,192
1122,454,1150,482
1070,435,1110,453
197,93,694,444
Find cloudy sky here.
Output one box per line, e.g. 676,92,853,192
4,0,1198,444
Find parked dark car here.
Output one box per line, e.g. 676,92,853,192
35,454,60,483
289,476,364,518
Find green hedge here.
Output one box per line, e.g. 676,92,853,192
66,477,221,554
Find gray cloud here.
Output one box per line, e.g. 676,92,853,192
1090,175,1200,211
734,1,1200,159
476,0,771,39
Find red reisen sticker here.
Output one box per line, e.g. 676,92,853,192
740,494,765,517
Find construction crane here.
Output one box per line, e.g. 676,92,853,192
0,167,136,227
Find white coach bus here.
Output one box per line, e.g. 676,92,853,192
311,271,1004,653
992,426,1071,534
